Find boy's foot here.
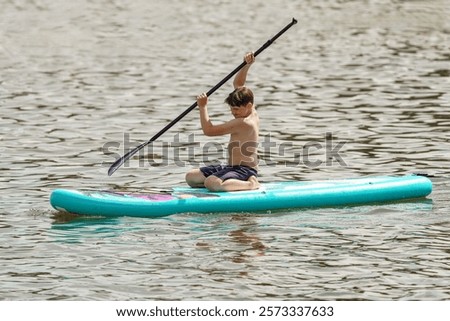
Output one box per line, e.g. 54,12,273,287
248,176,260,190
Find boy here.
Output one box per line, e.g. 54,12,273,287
185,52,260,192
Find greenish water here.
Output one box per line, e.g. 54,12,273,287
1,0,449,300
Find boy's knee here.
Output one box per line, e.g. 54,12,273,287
186,169,206,187
204,176,222,192
185,170,195,182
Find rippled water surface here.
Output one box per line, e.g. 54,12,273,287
1,0,449,300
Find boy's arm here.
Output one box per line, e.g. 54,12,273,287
197,93,242,136
197,93,214,135
233,52,255,88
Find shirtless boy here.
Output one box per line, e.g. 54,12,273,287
185,52,260,192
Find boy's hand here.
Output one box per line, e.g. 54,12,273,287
197,93,208,108
244,52,255,65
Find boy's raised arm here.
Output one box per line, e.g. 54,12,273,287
233,52,255,89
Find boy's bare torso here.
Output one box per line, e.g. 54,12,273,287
228,109,259,168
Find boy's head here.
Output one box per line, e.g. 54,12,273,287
224,86,254,107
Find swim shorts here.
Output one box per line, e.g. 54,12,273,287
200,164,258,182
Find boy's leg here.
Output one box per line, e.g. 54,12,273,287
186,165,226,188
185,169,207,188
204,175,259,192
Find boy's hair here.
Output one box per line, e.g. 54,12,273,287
224,86,254,107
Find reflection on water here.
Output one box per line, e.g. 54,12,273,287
1,0,449,300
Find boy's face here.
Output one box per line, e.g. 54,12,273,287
229,103,252,118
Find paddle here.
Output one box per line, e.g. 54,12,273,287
108,17,297,176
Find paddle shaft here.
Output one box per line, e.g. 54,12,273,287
108,18,297,176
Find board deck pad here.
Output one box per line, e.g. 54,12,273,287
50,175,433,218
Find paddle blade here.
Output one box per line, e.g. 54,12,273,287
107,142,147,176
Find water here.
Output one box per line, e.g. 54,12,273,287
1,0,449,300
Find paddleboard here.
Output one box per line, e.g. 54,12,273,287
49,175,432,218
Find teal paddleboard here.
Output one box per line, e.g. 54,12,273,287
50,175,432,218
50,175,432,217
